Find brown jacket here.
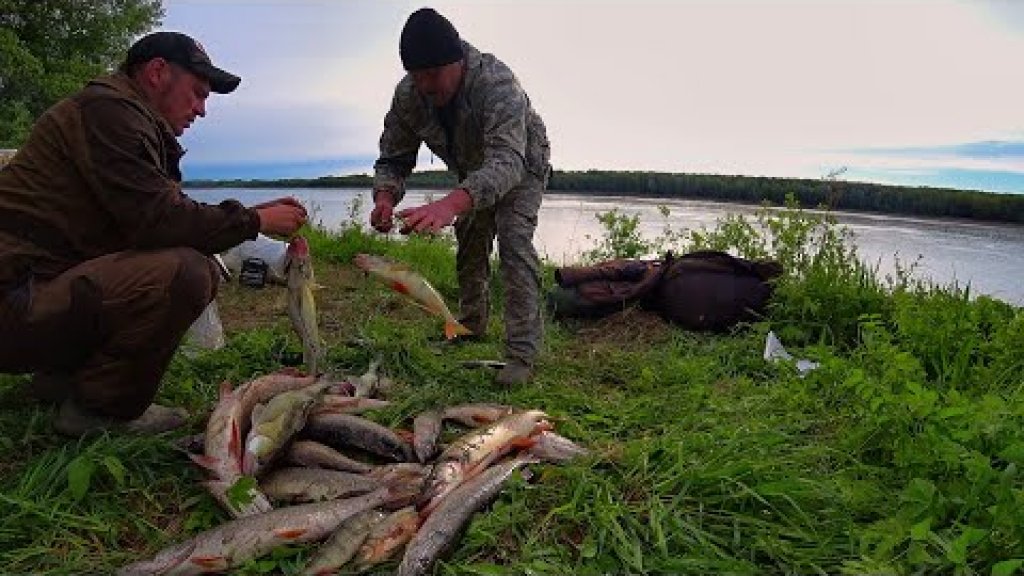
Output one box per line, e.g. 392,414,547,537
0,73,259,287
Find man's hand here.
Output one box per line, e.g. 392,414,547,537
370,189,396,233
255,197,307,237
252,196,305,211
398,188,473,235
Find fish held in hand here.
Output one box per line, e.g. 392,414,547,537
353,253,471,340
286,236,325,374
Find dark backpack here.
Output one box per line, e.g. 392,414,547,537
547,251,783,332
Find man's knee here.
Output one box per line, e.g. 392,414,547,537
167,248,218,316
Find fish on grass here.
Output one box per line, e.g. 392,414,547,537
118,485,419,576
422,409,550,511
242,381,332,476
353,253,471,340
396,456,537,576
286,236,325,374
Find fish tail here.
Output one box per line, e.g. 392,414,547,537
444,320,473,340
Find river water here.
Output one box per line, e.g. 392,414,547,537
188,188,1024,306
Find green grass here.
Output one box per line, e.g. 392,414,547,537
1,202,1023,575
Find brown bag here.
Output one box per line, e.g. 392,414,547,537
548,251,782,331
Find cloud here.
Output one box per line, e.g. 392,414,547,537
162,1,1024,192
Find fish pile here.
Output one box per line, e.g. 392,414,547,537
120,367,588,575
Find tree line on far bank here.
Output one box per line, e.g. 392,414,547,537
184,169,1024,224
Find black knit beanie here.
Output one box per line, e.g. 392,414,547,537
400,8,464,71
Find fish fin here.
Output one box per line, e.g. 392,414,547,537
191,555,229,570
274,527,308,540
188,453,219,471
445,320,473,340
509,437,538,450
389,280,411,295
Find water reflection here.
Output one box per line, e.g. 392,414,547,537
187,188,1024,306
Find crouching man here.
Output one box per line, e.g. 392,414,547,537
0,32,307,436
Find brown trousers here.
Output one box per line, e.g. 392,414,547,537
0,248,217,419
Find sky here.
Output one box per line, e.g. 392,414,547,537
162,0,1024,194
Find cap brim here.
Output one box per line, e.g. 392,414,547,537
192,62,241,94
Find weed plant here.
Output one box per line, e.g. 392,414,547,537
0,201,1021,574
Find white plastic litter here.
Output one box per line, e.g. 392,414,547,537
183,300,226,356
763,331,820,376
219,234,289,284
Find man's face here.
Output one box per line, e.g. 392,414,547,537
410,60,463,108
151,61,211,136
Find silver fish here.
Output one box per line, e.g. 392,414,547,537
285,440,377,474
423,410,549,511
118,485,415,576
304,413,414,462
396,457,536,576
260,467,379,504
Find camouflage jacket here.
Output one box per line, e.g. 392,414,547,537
0,73,259,286
373,42,550,211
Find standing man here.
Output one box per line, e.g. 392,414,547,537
370,8,551,386
0,32,308,436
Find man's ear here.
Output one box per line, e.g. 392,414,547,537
138,57,170,90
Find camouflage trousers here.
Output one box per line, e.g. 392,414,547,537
454,174,545,366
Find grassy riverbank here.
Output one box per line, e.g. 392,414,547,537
1,204,1022,574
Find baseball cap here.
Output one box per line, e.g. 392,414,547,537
123,31,241,94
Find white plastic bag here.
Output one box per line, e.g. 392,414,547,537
219,234,290,284
763,331,820,376
183,300,226,356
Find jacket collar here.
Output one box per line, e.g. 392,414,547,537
88,73,182,146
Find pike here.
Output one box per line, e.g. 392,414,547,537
118,485,418,576
242,381,332,476
396,457,537,576
286,236,325,374
353,253,472,340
